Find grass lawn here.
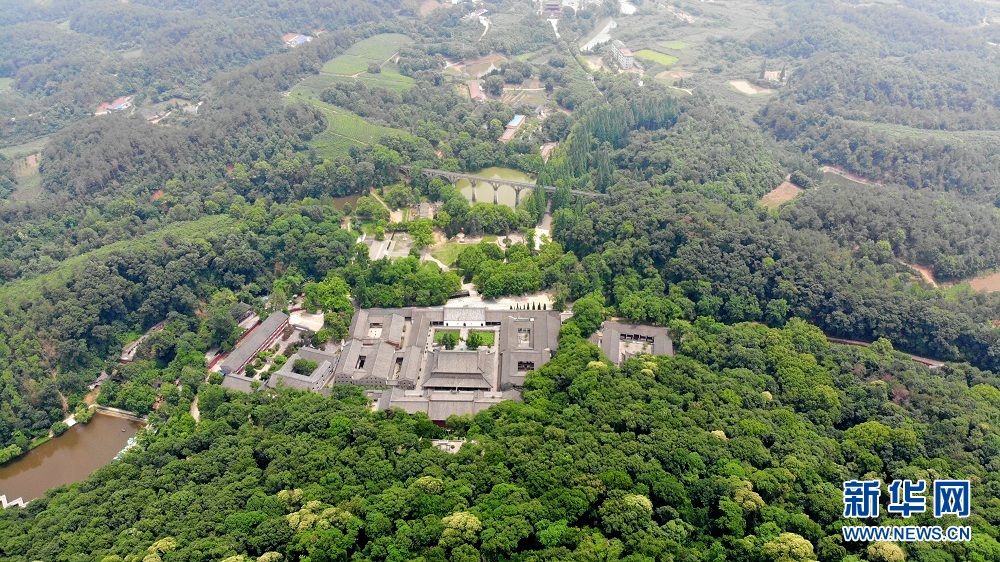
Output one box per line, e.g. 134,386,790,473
659,41,689,50
634,50,678,66
468,330,495,346
434,329,460,345
432,242,466,266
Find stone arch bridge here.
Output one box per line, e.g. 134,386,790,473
399,166,609,206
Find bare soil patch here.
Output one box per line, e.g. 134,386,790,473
820,165,882,187
729,79,773,95
969,272,1000,292
900,262,938,288
419,0,444,16
760,181,803,208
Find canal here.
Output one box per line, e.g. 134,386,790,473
457,167,534,208
0,413,144,503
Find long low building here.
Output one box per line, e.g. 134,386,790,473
219,312,289,376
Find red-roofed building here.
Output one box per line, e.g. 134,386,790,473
95,96,134,116
467,80,486,102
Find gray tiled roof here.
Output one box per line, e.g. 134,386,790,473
220,312,288,374
221,374,257,393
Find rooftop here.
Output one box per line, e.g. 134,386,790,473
219,312,289,375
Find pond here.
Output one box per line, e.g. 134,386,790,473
457,167,535,209
0,413,144,503
330,193,362,211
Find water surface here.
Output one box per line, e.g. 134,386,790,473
457,167,534,208
0,413,143,502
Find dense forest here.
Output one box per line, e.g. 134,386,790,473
782,184,1000,281
752,1,1000,199
6,0,1000,561
4,320,1000,561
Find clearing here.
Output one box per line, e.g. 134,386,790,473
10,153,43,202
820,166,880,187
635,50,678,66
728,79,773,95
288,57,416,159
760,181,803,208
583,55,608,72
659,41,688,50
317,33,415,92
969,272,1000,293
419,0,445,16
0,77,12,92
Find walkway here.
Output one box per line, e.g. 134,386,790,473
825,336,944,368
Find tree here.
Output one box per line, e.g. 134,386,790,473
51,421,69,436
466,331,485,349
409,219,435,249
485,75,505,96
367,62,381,74
292,359,319,375
572,293,606,337
762,533,816,562
440,332,458,350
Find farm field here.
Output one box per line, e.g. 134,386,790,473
847,119,1000,143
322,55,371,75
759,181,803,208
659,41,688,50
635,49,678,66
317,34,415,91
10,153,43,202
288,76,415,158
0,136,49,158
310,102,408,159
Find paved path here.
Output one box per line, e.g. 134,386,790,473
825,336,944,368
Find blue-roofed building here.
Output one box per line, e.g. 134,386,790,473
499,114,527,143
